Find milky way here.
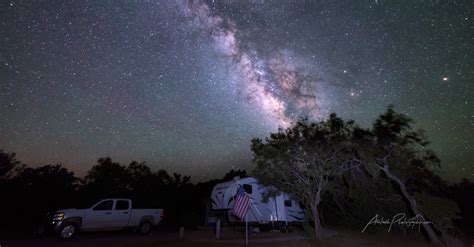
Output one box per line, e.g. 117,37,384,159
182,0,328,127
1,0,472,181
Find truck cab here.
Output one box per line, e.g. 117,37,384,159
52,198,163,239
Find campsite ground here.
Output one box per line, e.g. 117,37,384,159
0,227,449,247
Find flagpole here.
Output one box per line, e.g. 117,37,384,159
245,211,248,246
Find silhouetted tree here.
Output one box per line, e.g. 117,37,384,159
127,161,152,180
252,107,461,245
1,163,78,237
354,106,455,245
0,150,20,179
252,114,359,243
156,169,172,185
125,161,164,207
170,172,191,188
449,179,474,236
222,169,248,180
83,157,129,198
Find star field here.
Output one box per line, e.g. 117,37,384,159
1,0,472,180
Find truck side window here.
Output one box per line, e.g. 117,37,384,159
116,200,129,210
243,184,252,194
93,200,113,211
284,200,292,207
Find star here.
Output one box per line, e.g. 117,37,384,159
0,0,471,181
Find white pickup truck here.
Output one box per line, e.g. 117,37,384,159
52,198,164,239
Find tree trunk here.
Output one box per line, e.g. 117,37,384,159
311,185,323,245
381,165,443,246
312,204,323,243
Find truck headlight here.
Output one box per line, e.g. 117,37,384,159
53,212,64,221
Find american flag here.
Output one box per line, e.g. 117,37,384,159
231,185,251,219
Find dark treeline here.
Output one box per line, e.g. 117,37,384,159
0,151,248,239
1,108,473,242
1,149,472,240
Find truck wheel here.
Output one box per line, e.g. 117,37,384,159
57,223,78,240
139,222,152,235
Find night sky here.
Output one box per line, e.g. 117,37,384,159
1,0,472,181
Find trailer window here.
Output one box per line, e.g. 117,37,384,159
116,200,129,210
284,200,292,207
243,184,252,194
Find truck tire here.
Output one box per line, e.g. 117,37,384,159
139,221,152,235
57,223,78,240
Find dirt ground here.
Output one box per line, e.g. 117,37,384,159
0,227,466,247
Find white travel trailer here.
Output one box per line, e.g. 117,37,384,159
210,177,304,231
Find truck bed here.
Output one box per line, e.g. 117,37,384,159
130,209,162,226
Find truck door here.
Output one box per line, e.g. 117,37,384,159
113,200,131,227
85,200,115,229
